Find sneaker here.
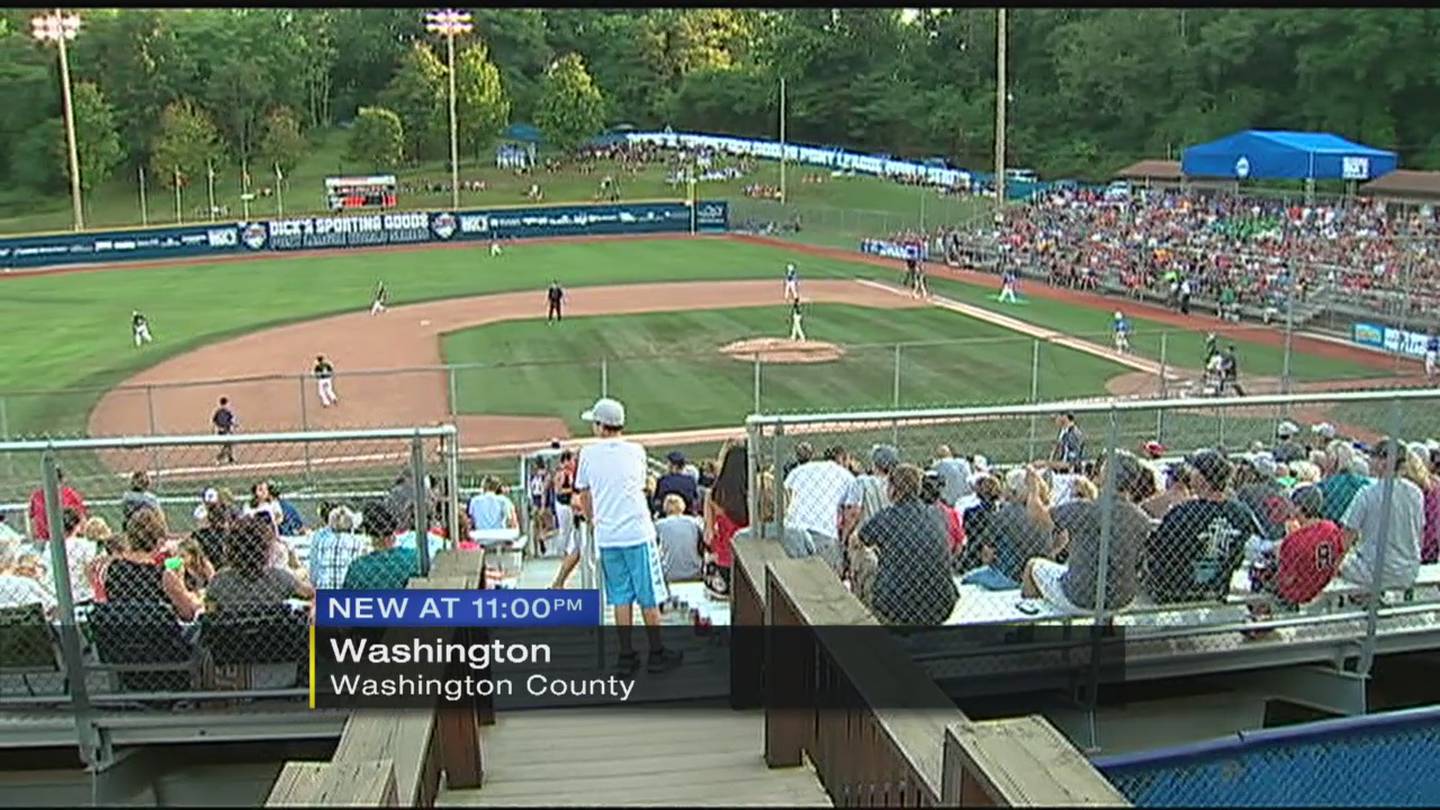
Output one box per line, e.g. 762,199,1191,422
614,651,640,677
646,647,684,674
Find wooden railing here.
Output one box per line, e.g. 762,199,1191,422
266,548,490,807
734,538,1126,807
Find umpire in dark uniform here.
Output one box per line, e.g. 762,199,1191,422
547,281,564,322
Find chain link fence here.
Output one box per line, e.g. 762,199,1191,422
0,426,458,706
742,388,1440,688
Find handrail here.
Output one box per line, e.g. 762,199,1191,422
264,547,486,807
0,424,458,452
747,386,1440,428
759,554,1127,806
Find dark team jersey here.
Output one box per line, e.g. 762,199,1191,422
212,407,235,433
905,257,917,272
314,361,334,379
374,284,386,301
1428,336,1439,353
1002,271,1016,285
790,301,802,317
133,313,147,329
548,285,563,303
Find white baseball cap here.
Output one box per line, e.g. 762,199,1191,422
1312,422,1336,440
1277,420,1300,438
581,397,626,428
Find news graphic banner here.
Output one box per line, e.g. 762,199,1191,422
0,200,729,270
1353,321,1432,358
315,589,601,628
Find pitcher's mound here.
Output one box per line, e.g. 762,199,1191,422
720,337,846,364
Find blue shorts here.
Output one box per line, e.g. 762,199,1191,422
599,543,662,609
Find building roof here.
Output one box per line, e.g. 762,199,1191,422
1359,170,1440,200
1115,160,1182,181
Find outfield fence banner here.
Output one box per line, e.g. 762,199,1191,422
0,425,459,715
742,387,1440,711
860,238,928,261
1352,321,1432,358
0,200,729,270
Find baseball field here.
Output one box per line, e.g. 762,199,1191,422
0,229,1414,453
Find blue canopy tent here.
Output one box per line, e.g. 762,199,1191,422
1181,130,1397,182
503,123,544,144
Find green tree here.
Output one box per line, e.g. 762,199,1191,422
454,42,510,160
67,81,126,192
10,118,64,191
378,41,447,160
257,106,307,177
346,105,405,169
149,98,224,189
535,52,607,153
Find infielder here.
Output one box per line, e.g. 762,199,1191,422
783,263,799,302
788,298,806,342
132,310,153,348
370,281,387,316
490,240,503,257
903,255,918,291
911,255,930,299
547,281,564,322
314,354,338,407
999,269,1019,303
1427,330,1439,382
1112,311,1131,354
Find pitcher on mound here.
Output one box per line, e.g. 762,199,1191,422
788,298,806,342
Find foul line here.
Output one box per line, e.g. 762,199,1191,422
854,278,1183,380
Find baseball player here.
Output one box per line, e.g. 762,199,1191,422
490,240,503,257
1112,311,1131,354
788,298,806,342
546,281,564,322
1205,331,1219,363
903,255,918,291
998,269,1019,303
212,397,237,465
783,263,799,303
1426,330,1438,382
132,310,153,348
369,281,388,316
314,355,338,407
911,254,930,299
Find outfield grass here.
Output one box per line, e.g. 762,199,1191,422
442,304,1128,433
0,236,1386,440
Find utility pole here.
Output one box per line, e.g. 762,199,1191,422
779,76,787,204
993,8,1008,219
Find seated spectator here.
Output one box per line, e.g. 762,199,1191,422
468,477,519,531
1022,452,1153,613
1273,421,1308,464
931,445,973,505
343,504,419,589
1141,461,1193,520
121,471,162,523
0,536,56,617
27,465,86,542
191,489,237,569
923,471,965,556
653,452,700,516
1234,454,1294,541
207,515,313,612
307,506,370,590
38,508,100,604
1404,445,1440,564
1318,440,1371,522
655,495,703,582
960,467,1052,590
245,480,283,531
1247,486,1343,622
843,445,900,605
271,482,305,536
956,474,1003,572
176,538,215,594
102,507,201,621
1145,450,1263,604
857,465,959,625
1339,438,1424,591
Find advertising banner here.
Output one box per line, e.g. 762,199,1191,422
860,238,928,261
1,200,729,271
1353,321,1432,358
0,224,243,270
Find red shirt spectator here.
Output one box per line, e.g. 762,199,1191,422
27,471,87,541
1274,519,1343,604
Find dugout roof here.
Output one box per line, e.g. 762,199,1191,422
1181,130,1397,181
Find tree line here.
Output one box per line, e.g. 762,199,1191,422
2,7,1438,195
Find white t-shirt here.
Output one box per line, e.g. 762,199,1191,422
34,537,100,604
468,493,516,531
575,438,656,548
1340,477,1424,589
784,460,858,539
0,573,56,616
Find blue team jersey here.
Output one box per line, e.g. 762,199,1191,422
1428,336,1439,353
1115,319,1130,334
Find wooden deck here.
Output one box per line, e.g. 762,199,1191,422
437,708,832,806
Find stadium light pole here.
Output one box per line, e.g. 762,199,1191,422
32,9,84,232
993,8,1007,220
426,8,472,211
778,76,787,204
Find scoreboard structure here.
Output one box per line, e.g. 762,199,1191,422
325,175,398,211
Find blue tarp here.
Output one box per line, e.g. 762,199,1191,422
503,123,544,144
1181,130,1397,181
